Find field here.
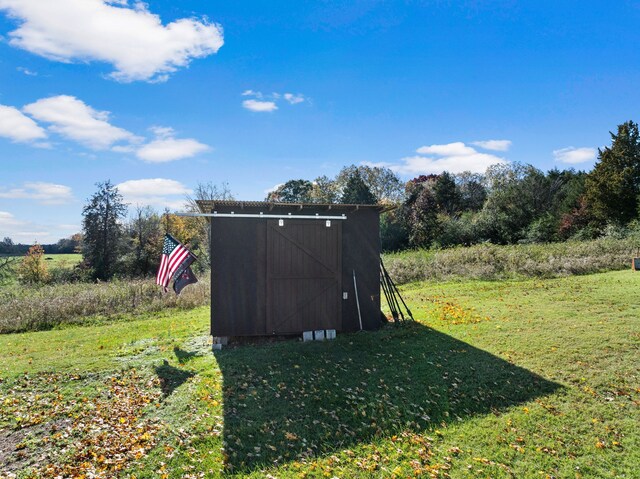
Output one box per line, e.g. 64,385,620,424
41,253,83,268
1,253,82,269
1,269,638,478
0,254,82,287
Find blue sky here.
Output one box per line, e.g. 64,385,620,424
1,0,639,243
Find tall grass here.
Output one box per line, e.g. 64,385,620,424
384,237,638,284
0,277,210,334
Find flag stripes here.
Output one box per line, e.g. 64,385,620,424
156,254,169,286
156,234,193,289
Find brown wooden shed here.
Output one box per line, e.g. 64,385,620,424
196,200,391,338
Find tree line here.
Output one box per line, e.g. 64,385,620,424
5,120,639,283
266,121,640,251
0,235,82,256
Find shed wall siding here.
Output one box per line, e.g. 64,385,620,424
211,217,261,336
341,209,381,332
209,204,381,337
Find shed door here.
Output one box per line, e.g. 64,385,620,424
266,219,342,334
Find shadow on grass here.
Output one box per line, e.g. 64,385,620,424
173,346,199,364
213,322,561,472
154,360,195,397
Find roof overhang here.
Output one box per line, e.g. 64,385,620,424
195,200,397,214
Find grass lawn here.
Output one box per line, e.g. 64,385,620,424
0,270,638,478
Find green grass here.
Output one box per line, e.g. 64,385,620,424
41,253,82,268
0,252,82,271
1,271,639,478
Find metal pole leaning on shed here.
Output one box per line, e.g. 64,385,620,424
353,269,363,331
380,263,399,322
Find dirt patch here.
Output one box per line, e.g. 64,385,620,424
0,418,70,475
0,426,29,474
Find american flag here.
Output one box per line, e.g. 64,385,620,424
156,234,195,291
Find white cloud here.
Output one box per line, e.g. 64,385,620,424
0,0,224,83
553,147,597,164
241,90,306,111
264,183,284,195
117,178,191,197
136,128,209,163
0,104,47,142
0,211,21,227
0,211,51,241
0,182,73,204
472,139,512,152
16,66,37,76
242,99,278,112
392,153,507,175
283,93,305,104
388,141,507,175
23,95,138,149
148,125,175,139
241,89,261,97
116,178,191,209
416,142,477,156
360,161,394,168
111,144,137,153
2,96,210,162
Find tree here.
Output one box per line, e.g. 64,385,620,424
71,233,83,254
54,234,82,254
124,206,163,276
309,175,339,203
0,237,14,255
335,165,404,204
266,179,313,203
479,163,563,243
161,211,198,245
82,181,127,280
184,181,235,269
186,181,234,210
559,197,592,239
584,121,640,226
0,256,17,283
380,211,409,251
433,172,461,215
403,183,440,247
340,170,378,204
454,172,487,212
18,243,49,284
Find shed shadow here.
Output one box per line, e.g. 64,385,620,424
213,322,561,472
173,346,198,364
154,360,195,397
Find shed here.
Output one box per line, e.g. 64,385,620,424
196,200,390,338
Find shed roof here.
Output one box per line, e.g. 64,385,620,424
196,200,396,213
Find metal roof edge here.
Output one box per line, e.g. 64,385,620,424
195,200,397,214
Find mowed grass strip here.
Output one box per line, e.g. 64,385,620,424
0,306,210,377
0,271,639,478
